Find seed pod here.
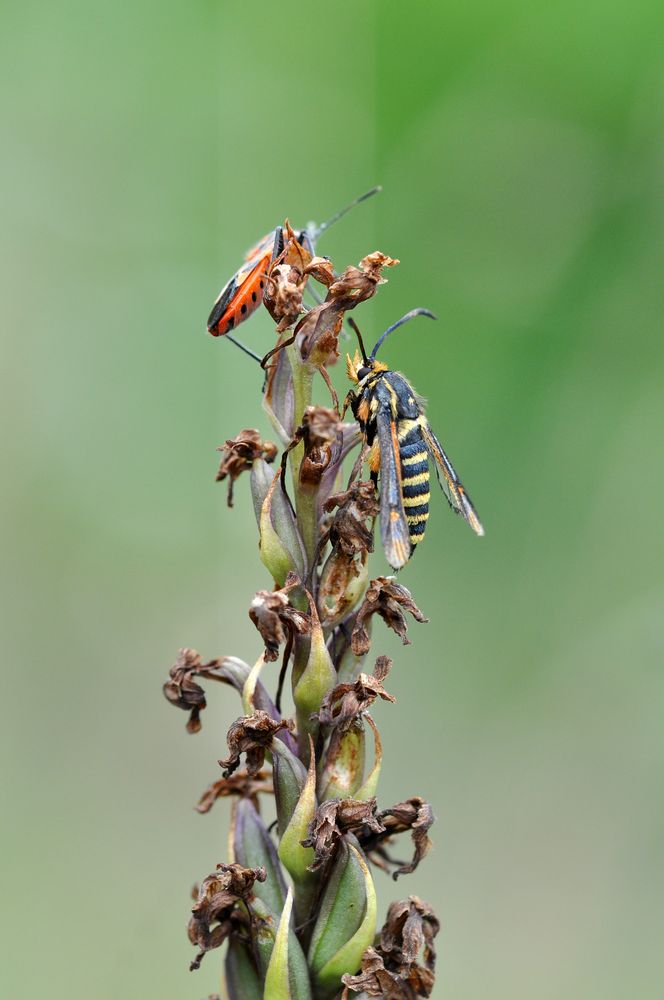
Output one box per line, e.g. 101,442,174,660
292,612,336,756
278,743,318,925
271,737,308,836
224,938,262,1000
250,894,312,1000
307,838,377,999
258,471,307,586
319,723,366,801
232,797,287,916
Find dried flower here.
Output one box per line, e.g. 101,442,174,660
219,711,293,778
302,797,384,872
216,429,277,507
248,576,310,662
318,655,394,731
188,863,266,971
352,577,429,656
195,769,273,814
324,480,378,557
363,797,435,879
342,896,440,998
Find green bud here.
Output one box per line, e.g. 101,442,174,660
233,798,287,916
272,737,308,836
258,472,306,586
319,723,366,801
225,938,262,1000
278,742,317,924
293,614,336,754
307,838,377,999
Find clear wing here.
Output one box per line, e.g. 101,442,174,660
421,421,484,536
376,406,412,569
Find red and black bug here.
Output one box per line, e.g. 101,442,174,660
207,188,380,339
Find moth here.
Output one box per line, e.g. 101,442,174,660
345,309,484,569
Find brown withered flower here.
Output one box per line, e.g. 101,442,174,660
302,797,384,872
263,222,313,332
290,405,343,489
248,576,310,661
188,863,266,971
323,480,378,557
219,711,293,778
352,577,429,656
216,429,277,507
342,896,439,998
162,648,243,734
195,769,273,814
363,797,435,879
297,251,399,363
318,655,394,732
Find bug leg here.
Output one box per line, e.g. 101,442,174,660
316,364,340,414
260,330,297,370
225,334,262,364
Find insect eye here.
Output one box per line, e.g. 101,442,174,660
357,366,371,381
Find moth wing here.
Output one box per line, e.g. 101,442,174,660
376,405,412,569
421,421,484,536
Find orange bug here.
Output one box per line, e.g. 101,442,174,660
207,187,380,338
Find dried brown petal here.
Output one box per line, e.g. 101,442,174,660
366,798,435,880
301,797,384,872
351,577,429,656
324,480,378,558
195,769,273,814
263,222,313,331
216,429,277,507
219,711,293,778
294,405,343,488
297,250,399,363
249,578,310,662
162,648,249,734
318,655,395,731
188,862,266,971
379,896,439,971
342,896,440,998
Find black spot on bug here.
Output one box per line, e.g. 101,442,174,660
260,280,265,289
226,317,235,331
251,291,257,303
241,304,247,314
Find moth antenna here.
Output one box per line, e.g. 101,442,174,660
347,317,370,365
312,186,382,240
370,308,437,360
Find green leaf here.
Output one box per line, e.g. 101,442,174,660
225,938,262,1000
308,839,377,998
233,798,287,915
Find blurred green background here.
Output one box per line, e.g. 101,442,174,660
2,1,663,997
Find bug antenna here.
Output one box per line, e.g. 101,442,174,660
225,334,263,365
347,317,369,365
313,186,382,239
370,308,437,359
